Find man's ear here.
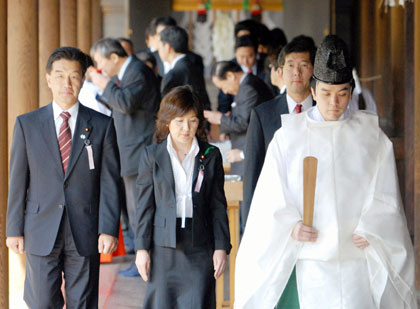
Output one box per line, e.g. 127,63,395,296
310,86,316,100
226,71,235,81
46,73,52,89
110,53,119,63
276,67,283,78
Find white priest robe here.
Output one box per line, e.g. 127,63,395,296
235,108,417,309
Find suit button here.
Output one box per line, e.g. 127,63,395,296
193,204,197,208
58,204,64,209
63,182,68,188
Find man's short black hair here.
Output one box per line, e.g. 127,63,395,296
278,35,317,67
234,19,259,38
268,28,288,53
90,38,128,59
159,26,189,54
235,35,258,52
211,61,243,80
46,47,88,76
149,16,177,35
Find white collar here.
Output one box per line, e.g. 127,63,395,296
286,93,313,113
240,63,257,75
169,54,186,70
52,100,79,121
166,133,199,159
307,105,350,122
118,56,132,80
239,73,248,85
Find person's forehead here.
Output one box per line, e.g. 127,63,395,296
285,52,310,63
236,46,256,55
51,59,81,72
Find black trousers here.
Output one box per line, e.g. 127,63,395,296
24,210,100,309
143,218,215,309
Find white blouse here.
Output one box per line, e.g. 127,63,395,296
166,134,199,228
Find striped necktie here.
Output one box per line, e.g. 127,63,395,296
58,111,72,173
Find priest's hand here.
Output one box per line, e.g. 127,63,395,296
136,250,151,282
98,234,118,254
352,234,370,249
6,236,25,254
213,249,227,279
291,221,318,242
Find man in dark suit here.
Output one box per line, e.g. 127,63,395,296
218,35,269,114
146,16,205,78
204,61,274,176
88,38,161,276
242,37,317,225
158,26,211,110
6,47,122,308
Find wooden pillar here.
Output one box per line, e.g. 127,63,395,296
60,0,77,46
414,0,420,289
405,1,415,237
0,0,8,308
7,0,38,302
91,0,103,45
77,0,92,53
39,0,59,107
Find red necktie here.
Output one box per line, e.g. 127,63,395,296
248,68,252,74
296,104,302,113
58,112,72,173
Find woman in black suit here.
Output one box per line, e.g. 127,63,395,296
135,85,232,308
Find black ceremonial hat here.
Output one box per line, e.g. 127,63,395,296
313,35,353,85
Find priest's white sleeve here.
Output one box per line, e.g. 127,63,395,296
354,130,417,309
235,129,302,309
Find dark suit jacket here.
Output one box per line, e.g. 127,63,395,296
217,57,269,113
99,56,161,177
155,50,204,78
220,74,274,176
6,103,122,256
242,93,288,223
135,139,231,254
161,56,210,110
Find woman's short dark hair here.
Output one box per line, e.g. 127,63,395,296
211,61,242,80
90,38,128,59
154,85,206,143
46,47,88,76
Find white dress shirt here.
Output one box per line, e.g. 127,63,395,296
118,56,132,80
286,93,313,114
52,101,79,138
166,134,200,228
168,54,186,71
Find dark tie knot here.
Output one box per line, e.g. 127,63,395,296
60,111,71,121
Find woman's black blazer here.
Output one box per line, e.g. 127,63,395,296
135,138,232,254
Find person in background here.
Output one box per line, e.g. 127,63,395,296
88,38,161,277
135,85,231,309
158,26,211,110
205,61,274,177
218,35,269,114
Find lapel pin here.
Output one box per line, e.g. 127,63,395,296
80,134,86,140
85,128,89,132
